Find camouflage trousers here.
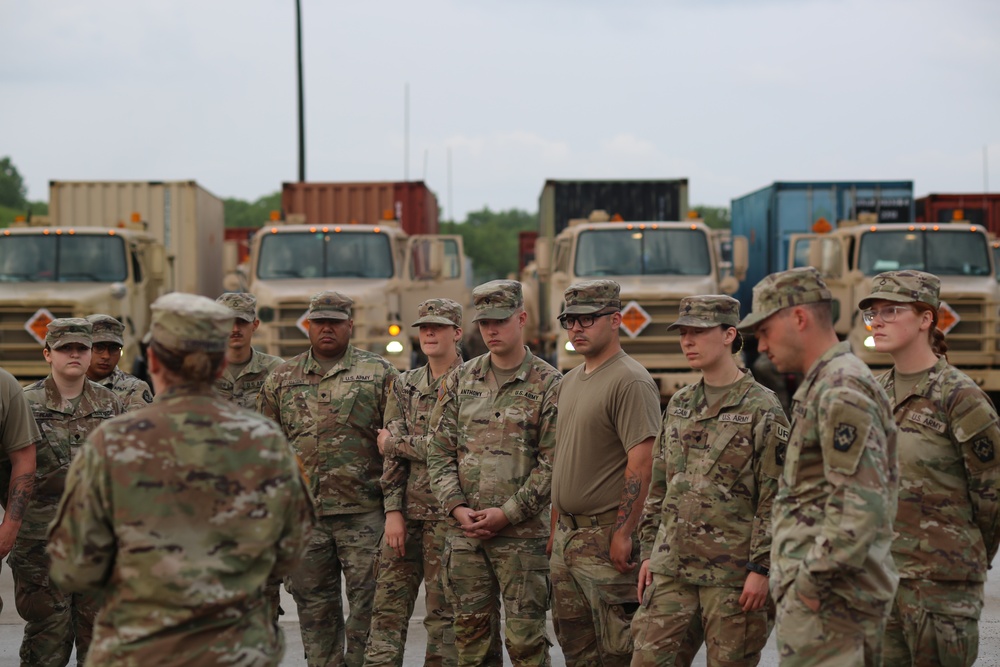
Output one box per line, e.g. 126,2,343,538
775,584,888,667
549,520,640,666
442,532,552,667
630,573,771,667
364,518,503,667
9,537,101,667
288,511,383,667
883,578,982,667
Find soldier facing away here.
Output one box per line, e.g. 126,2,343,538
739,267,899,666
214,292,284,410
859,271,1000,666
85,313,153,412
548,279,661,666
47,293,314,667
631,295,788,667
16,318,123,666
259,290,399,667
426,279,561,666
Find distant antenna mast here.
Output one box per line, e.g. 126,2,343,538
295,0,305,182
448,147,454,222
404,83,410,182
985,144,990,192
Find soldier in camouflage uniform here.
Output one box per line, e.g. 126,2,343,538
85,314,154,411
0,367,40,615
426,280,560,667
365,298,499,667
15,318,123,666
739,267,899,667
859,271,1000,666
631,295,788,667
215,292,284,409
548,280,660,666
215,292,287,620
259,290,399,667
47,293,314,667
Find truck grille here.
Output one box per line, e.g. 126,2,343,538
618,298,684,357
273,302,312,359
942,297,1000,354
0,306,75,362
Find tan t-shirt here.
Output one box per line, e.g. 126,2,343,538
0,368,39,459
552,350,661,516
893,367,930,405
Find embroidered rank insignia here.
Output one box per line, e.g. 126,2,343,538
973,436,995,463
833,423,857,452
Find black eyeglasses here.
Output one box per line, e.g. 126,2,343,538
93,343,123,354
559,312,613,330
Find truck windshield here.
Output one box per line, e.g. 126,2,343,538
257,231,394,279
858,230,992,276
575,228,711,276
0,234,128,282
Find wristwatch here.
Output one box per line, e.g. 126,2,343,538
746,562,770,577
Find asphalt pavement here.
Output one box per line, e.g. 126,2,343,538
1,563,999,666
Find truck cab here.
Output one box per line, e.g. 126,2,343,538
790,218,1000,390
526,213,746,399
243,220,469,369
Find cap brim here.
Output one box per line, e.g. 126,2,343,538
91,333,125,345
558,305,605,317
666,316,722,331
472,307,516,322
52,335,92,349
857,293,915,310
411,316,459,327
307,311,350,321
736,308,782,332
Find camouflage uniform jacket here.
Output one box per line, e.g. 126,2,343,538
22,377,123,540
878,356,1000,581
381,357,462,520
772,341,899,615
215,348,284,410
96,367,153,413
638,370,788,587
426,348,560,539
46,385,314,665
258,344,398,517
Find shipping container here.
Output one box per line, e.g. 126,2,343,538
48,180,226,298
731,180,914,318
538,179,689,239
916,193,1000,236
281,181,439,236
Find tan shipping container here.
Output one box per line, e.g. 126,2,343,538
48,180,226,297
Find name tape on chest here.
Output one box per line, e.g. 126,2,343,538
670,406,691,419
92,409,116,419
907,411,946,434
343,374,374,383
511,389,541,401
460,388,486,398
718,413,752,424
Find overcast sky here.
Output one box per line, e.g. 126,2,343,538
3,0,998,220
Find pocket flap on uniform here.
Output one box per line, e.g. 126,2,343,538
597,582,639,607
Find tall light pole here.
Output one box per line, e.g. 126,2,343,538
296,0,306,182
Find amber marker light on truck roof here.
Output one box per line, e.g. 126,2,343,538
270,228,278,234
108,230,116,235
373,227,381,233
388,324,401,336
335,227,342,233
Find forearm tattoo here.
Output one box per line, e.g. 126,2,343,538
7,472,34,522
615,469,642,533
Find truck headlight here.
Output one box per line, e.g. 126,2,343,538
110,282,127,300
386,341,404,354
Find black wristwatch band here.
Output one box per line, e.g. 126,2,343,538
746,562,770,577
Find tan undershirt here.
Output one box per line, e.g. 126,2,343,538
894,367,931,404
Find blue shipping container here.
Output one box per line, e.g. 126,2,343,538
731,181,914,317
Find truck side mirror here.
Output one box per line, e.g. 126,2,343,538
536,237,552,279
428,241,444,279
731,236,748,281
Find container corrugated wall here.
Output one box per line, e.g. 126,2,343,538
48,180,226,298
916,193,1000,236
538,179,690,239
281,181,439,235
731,181,914,317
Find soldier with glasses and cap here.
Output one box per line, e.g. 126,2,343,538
548,279,660,666
85,314,153,412
15,318,123,666
631,295,788,667
739,266,898,667
859,270,1000,666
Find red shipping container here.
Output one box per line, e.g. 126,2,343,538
281,181,439,235
916,193,1000,236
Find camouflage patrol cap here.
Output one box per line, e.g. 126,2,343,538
412,298,463,327
307,291,353,321
858,270,941,310
737,266,833,331
559,280,622,317
216,292,257,323
668,295,741,330
46,318,93,350
146,293,234,353
86,314,125,346
472,280,523,322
